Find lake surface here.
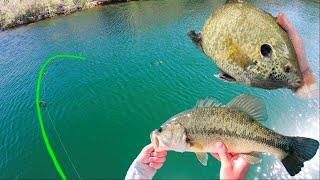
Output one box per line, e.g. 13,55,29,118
0,0,319,179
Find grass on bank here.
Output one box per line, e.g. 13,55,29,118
0,0,93,30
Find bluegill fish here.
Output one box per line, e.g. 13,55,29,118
150,94,319,176
188,0,302,90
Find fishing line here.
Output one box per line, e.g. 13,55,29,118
42,72,82,179
36,54,87,179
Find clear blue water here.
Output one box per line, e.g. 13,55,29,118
0,0,319,179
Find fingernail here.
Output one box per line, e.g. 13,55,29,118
149,163,154,168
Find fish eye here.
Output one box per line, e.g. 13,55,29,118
283,66,290,73
158,127,162,133
186,137,191,143
261,44,272,57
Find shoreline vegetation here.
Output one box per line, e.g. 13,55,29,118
0,0,139,31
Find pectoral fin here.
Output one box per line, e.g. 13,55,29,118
214,69,236,83
188,30,203,51
195,152,208,166
239,152,262,164
191,143,208,166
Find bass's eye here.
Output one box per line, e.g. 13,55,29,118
158,127,162,133
283,66,290,73
261,44,272,57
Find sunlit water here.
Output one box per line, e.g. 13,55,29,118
0,0,319,179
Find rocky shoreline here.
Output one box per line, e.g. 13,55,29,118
0,0,139,31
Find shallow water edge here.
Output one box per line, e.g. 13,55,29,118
0,0,139,31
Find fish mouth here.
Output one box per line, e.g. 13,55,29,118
150,131,159,151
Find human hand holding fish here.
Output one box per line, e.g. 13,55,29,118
125,144,167,179
277,12,319,98
188,0,319,98
211,142,250,180
136,143,167,170
150,94,319,177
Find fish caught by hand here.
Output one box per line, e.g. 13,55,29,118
150,94,319,176
188,0,303,91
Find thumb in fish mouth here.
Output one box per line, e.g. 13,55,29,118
150,132,160,151
292,71,319,99
277,12,319,98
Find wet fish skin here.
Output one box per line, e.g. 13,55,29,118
150,95,319,176
177,107,298,164
189,0,302,90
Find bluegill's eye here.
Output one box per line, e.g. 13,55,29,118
283,66,290,73
261,44,272,57
158,127,162,133
186,137,191,143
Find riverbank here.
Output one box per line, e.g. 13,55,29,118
0,0,139,31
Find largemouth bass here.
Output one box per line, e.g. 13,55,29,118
188,0,302,90
150,94,319,176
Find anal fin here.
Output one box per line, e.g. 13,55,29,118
239,152,262,164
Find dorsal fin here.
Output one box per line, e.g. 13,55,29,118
226,0,243,3
227,94,267,121
194,98,222,109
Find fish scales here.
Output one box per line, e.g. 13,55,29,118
188,1,302,90
150,94,319,176
203,3,295,79
177,107,289,158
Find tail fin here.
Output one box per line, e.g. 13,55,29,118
282,137,319,176
187,30,203,51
